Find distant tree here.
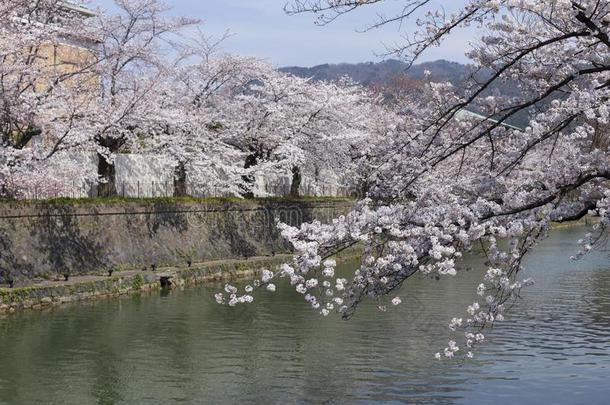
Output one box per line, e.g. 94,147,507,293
143,50,264,197
220,70,383,198
370,73,426,106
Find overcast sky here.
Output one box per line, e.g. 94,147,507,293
91,0,475,67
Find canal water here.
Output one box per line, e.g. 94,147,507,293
0,227,608,404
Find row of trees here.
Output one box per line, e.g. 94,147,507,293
0,0,395,199
219,0,610,359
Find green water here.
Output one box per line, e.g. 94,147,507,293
0,227,609,404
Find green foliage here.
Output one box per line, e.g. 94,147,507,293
0,287,35,304
205,121,224,132
174,247,197,262
112,264,127,273
131,274,143,291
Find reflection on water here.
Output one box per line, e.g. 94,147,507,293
0,227,608,404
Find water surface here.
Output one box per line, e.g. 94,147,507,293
0,227,608,404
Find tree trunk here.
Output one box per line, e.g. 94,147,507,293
359,180,370,199
290,165,302,197
97,153,117,197
241,153,258,198
174,161,188,197
96,136,126,198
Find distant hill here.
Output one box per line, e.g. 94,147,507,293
281,59,527,127
280,59,473,87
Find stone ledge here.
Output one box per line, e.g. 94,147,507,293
0,249,361,315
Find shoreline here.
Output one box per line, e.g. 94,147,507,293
0,250,362,316
551,216,599,229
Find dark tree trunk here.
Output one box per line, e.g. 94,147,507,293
13,127,42,149
359,180,370,199
241,153,259,199
174,161,188,197
96,137,126,198
97,153,117,197
290,165,302,197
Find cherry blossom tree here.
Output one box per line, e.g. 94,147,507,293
89,0,200,196
217,65,385,197
217,0,610,359
280,77,388,198
0,0,99,198
140,50,262,197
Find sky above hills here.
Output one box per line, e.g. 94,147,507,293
91,0,475,67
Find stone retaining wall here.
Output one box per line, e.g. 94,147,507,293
0,199,353,283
